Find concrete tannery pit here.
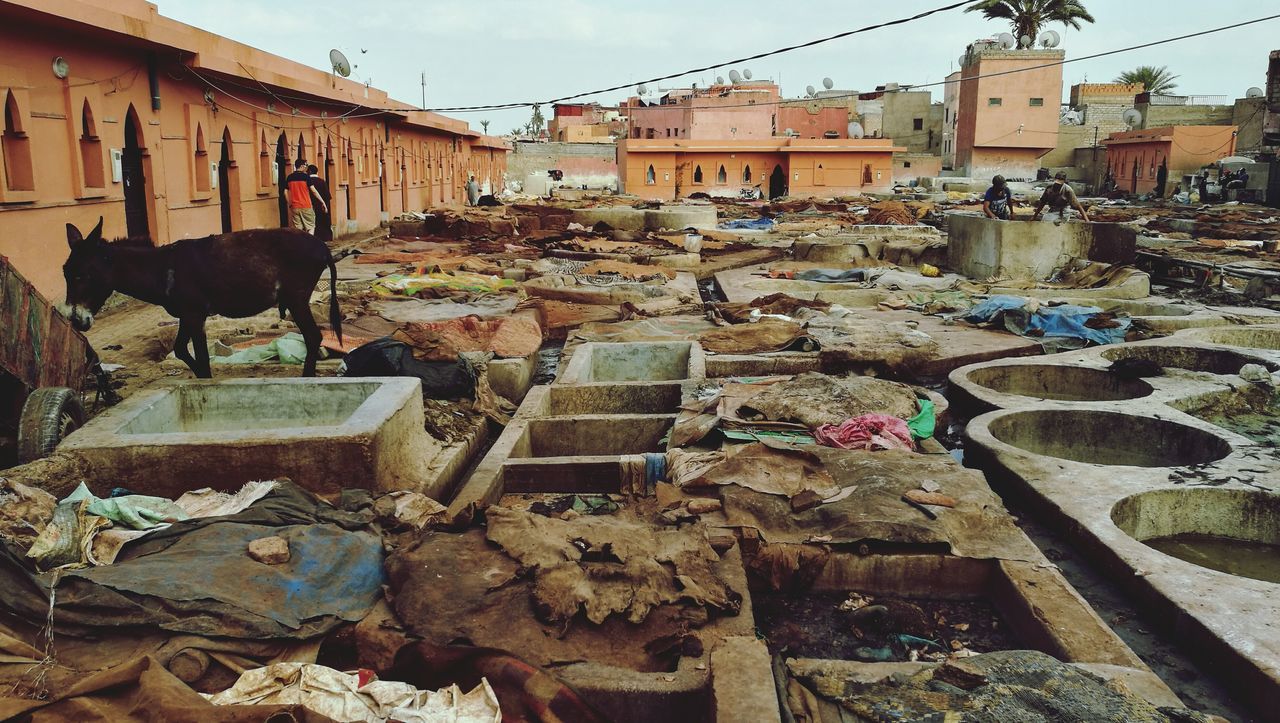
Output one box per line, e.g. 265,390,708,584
1112,488,1280,584
558,342,702,383
1186,325,1280,351
58,377,442,498
1101,345,1278,375
962,364,1154,403
986,410,1232,467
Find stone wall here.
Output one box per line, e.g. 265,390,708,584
509,141,618,193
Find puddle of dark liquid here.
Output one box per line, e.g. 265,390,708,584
1143,534,1280,584
532,342,564,385
753,591,1018,661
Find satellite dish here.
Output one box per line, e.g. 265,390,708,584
743,69,753,80
959,54,968,67
329,49,351,78
1039,29,1061,48
729,70,743,83
848,122,865,139
1246,87,1264,98
997,32,1016,50
806,85,816,97
637,83,648,95
823,77,834,90
1122,108,1143,127
715,76,724,85
1019,35,1032,49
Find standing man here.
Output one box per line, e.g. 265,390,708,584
307,164,333,242
1033,171,1091,223
981,175,1015,220
465,174,481,206
1155,161,1168,199
286,160,316,233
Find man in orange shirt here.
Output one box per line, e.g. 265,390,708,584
285,159,325,233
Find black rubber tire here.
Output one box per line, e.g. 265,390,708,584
16,387,86,463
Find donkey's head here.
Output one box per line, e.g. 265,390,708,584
62,217,111,331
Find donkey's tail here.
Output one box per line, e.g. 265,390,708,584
327,254,344,345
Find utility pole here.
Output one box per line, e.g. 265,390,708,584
420,71,426,110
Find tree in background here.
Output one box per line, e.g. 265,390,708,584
966,0,1095,43
480,120,490,134
527,105,546,137
1115,66,1180,95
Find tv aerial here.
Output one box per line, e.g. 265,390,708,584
1122,108,1143,128
329,49,351,78
848,122,865,139
743,69,753,80
715,76,725,85
997,33,1016,50
806,85,816,98
1246,87,1264,98
1019,35,1032,49
729,69,743,83
823,77,834,90
1038,30,1061,48
637,83,648,95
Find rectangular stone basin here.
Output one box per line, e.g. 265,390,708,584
511,415,673,458
60,377,442,498
947,215,1136,281
756,553,1147,669
517,382,685,417
558,342,705,384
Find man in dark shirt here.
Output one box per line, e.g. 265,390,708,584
982,175,1015,220
307,164,333,242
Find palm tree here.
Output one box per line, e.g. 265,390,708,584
480,119,490,134
966,0,1095,44
1115,66,1179,95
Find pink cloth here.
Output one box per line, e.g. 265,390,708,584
814,414,914,451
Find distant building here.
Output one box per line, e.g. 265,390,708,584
617,137,903,200
857,85,942,155
954,42,1065,179
623,82,781,141
942,72,962,169
1101,125,1238,195
547,103,625,143
777,96,852,139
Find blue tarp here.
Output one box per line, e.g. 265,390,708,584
963,295,1130,349
719,217,775,231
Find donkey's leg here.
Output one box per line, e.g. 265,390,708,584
172,321,198,377
187,316,213,379
289,300,322,377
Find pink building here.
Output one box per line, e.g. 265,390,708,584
624,82,780,141
954,42,1064,179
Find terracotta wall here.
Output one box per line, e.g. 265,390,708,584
0,4,506,300
777,106,849,138
1104,126,1237,195
956,49,1064,178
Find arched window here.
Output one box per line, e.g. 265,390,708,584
2,90,35,192
194,123,210,192
80,99,104,189
297,132,307,165
646,164,656,184
717,165,727,184
742,164,752,183
693,165,703,184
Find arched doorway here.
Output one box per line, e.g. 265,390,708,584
275,132,289,226
218,127,241,233
122,107,150,238
1131,158,1139,194
768,164,786,199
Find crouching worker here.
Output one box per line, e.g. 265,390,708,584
1033,171,1090,223
982,175,1015,220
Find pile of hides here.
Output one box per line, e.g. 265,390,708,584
697,318,816,355
713,293,832,324
862,201,918,226
962,295,1131,350
372,269,516,298
737,373,922,429
787,650,1215,723
204,663,501,722
814,415,914,451
390,315,542,362
672,441,838,500
484,506,740,625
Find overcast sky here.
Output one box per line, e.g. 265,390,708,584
155,1,1277,133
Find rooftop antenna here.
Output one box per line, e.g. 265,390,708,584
848,122,865,139
1246,87,1264,98
1038,29,1061,48
729,69,743,84
743,69,753,80
637,83,648,95
823,77,834,90
329,49,351,78
1019,34,1032,49
996,32,1016,50
1122,108,1143,128
715,76,725,85
806,85,816,98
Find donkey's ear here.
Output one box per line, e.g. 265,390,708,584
88,216,104,243
66,223,84,249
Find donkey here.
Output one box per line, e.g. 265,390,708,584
63,217,342,378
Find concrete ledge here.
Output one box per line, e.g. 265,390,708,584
948,215,1137,281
